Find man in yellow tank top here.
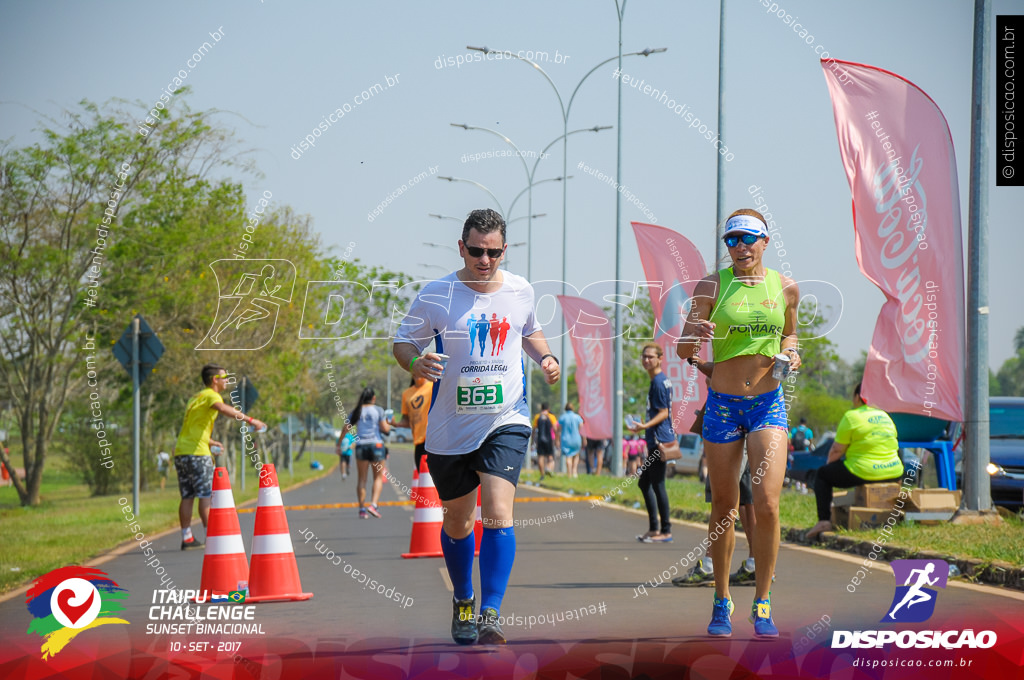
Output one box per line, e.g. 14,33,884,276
678,209,801,639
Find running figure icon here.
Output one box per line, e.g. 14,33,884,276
474,313,489,357
887,562,939,620
211,264,284,345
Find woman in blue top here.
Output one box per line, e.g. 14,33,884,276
628,343,675,543
558,403,586,478
341,387,390,518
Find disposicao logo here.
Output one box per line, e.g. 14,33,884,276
25,566,129,659
884,559,946,623
832,559,997,650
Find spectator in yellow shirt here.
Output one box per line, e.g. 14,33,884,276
174,364,266,550
805,382,903,540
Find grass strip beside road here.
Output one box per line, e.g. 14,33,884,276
839,521,1024,567
0,455,335,595
524,471,1024,568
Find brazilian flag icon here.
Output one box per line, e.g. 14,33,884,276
228,591,246,603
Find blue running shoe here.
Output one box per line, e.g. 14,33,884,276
707,594,734,637
750,598,779,638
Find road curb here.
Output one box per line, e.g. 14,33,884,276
533,480,1024,593
0,462,337,605
794,528,1024,591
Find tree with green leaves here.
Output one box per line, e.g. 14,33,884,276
0,96,229,506
0,95,378,504
992,326,1024,397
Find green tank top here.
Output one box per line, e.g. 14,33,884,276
709,268,786,362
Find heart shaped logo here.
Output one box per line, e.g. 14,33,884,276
57,588,95,625
49,578,100,629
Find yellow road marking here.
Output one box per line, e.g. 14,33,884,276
236,496,601,513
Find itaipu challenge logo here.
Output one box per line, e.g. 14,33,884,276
25,566,129,659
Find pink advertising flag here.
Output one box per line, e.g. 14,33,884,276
631,222,707,341
557,296,613,440
822,59,964,422
631,222,711,435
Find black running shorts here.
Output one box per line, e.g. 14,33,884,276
356,442,386,462
705,464,754,506
426,425,531,501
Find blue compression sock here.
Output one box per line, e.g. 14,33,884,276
441,529,475,601
479,527,516,614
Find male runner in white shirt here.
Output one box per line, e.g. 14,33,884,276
394,209,559,645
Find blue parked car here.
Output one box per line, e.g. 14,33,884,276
389,427,413,443
787,436,833,486
983,396,1024,510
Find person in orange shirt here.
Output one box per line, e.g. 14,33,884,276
393,375,433,472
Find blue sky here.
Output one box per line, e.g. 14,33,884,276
1,0,1019,370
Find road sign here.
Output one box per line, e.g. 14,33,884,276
243,379,258,409
111,314,164,517
236,377,259,492
112,315,164,384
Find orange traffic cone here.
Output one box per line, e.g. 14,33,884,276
473,487,483,556
200,467,248,598
246,464,313,602
402,457,444,558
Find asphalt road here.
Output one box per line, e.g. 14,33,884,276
3,442,1022,679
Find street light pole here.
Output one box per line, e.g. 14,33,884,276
613,1,626,477
437,175,505,216
452,122,609,437
452,122,605,279
428,213,463,224
964,0,992,512
423,241,458,254
468,43,665,471
715,0,728,268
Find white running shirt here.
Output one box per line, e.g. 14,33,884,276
394,271,540,454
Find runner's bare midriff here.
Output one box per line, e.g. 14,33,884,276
709,354,780,396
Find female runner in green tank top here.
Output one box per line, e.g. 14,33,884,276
677,208,802,639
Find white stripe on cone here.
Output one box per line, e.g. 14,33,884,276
258,486,283,507
419,473,434,489
211,489,236,509
252,533,295,555
413,506,445,524
205,534,246,556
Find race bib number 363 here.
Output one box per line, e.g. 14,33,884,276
456,377,504,415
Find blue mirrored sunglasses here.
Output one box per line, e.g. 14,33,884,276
723,233,764,248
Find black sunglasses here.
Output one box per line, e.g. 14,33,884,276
723,233,764,248
465,245,505,259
